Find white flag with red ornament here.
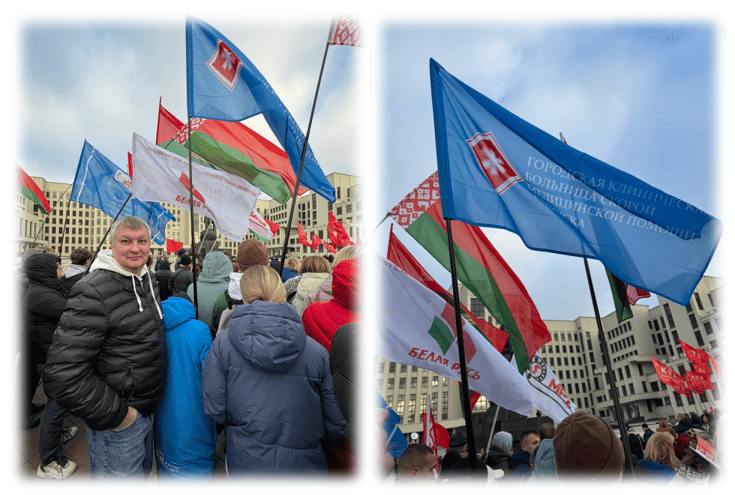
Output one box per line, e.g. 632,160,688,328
132,133,260,242
378,256,534,416
327,16,362,46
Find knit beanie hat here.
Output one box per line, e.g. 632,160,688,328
553,411,624,478
236,239,269,272
179,254,192,266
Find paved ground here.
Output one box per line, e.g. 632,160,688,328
18,384,227,482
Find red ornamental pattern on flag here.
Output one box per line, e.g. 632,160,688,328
679,339,711,375
390,172,441,227
328,16,362,47
651,358,690,397
206,40,243,90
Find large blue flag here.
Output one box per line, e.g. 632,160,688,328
186,17,336,202
71,141,175,245
430,59,721,306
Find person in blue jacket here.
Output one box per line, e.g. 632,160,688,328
154,295,217,481
201,265,348,475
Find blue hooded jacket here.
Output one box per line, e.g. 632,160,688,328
201,300,348,475
154,297,217,479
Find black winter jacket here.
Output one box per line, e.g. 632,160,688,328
23,253,67,364
43,250,167,431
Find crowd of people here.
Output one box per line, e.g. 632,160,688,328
385,410,720,484
20,215,360,480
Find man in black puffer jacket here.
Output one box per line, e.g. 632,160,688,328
43,216,166,480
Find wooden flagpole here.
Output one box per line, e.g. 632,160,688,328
444,217,478,470
279,40,331,276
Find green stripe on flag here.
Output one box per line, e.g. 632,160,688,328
407,211,531,372
428,316,455,354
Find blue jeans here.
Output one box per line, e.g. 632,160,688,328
86,412,154,479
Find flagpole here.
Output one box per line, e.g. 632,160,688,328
444,217,478,470
372,211,392,236
485,404,501,454
583,257,636,475
58,190,73,256
31,183,73,248
279,41,331,276
83,193,133,277
187,117,200,318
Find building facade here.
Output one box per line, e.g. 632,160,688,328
17,172,361,266
376,276,723,441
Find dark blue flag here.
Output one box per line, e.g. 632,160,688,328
430,59,721,306
71,141,175,245
186,17,336,202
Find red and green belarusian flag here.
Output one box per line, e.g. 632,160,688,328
156,101,304,204
390,172,550,373
17,166,51,214
387,225,507,353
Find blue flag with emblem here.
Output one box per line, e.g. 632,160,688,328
430,59,721,306
185,17,336,202
71,141,175,245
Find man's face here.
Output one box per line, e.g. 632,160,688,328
521,433,540,454
112,226,150,276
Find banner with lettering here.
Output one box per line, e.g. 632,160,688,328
378,256,534,416
511,353,577,423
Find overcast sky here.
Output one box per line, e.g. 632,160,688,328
13,15,360,190
377,20,729,322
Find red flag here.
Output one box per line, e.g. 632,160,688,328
297,222,310,248
264,218,280,236
127,152,134,178
156,98,185,144
166,238,184,254
324,238,337,253
386,225,508,353
685,371,714,394
309,234,323,250
679,339,711,375
328,211,352,247
651,358,691,397
422,408,445,472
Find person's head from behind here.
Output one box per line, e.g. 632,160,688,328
70,247,93,267
553,411,624,480
239,265,286,304
110,216,150,276
645,432,680,470
520,429,540,455
448,433,468,455
300,255,332,274
491,431,513,455
284,256,301,273
539,422,556,440
396,443,436,481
